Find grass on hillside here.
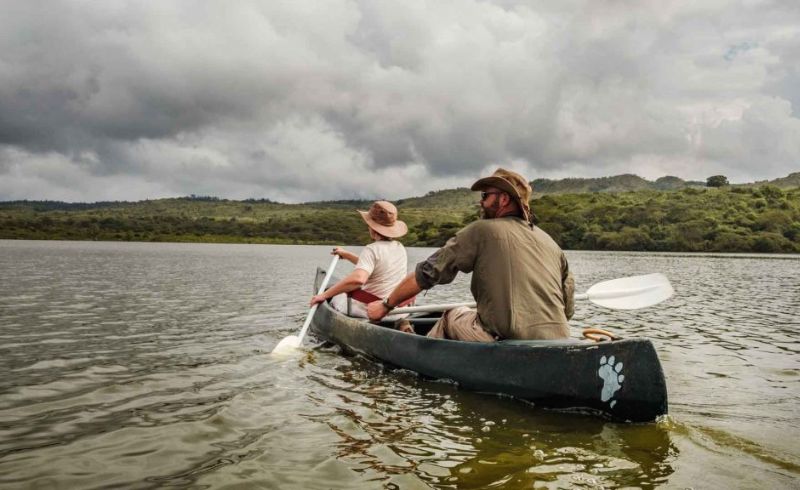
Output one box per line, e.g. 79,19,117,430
1,185,798,253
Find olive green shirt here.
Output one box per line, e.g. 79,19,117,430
415,217,574,340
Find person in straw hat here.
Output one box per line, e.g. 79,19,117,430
367,168,575,341
310,200,409,319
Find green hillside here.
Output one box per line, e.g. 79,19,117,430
748,172,800,189
0,195,470,247
535,186,799,253
396,188,476,210
532,174,707,194
1,173,798,253
533,174,654,194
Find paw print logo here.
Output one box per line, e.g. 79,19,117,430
598,355,624,408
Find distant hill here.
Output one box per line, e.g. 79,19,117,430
530,174,709,194
391,175,699,210
653,176,690,190
3,173,794,211
396,188,476,210
747,172,800,189
386,171,800,209
1,172,798,253
532,174,650,194
524,171,799,195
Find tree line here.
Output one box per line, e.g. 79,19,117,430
534,185,799,253
1,185,798,253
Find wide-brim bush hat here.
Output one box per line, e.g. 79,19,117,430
358,200,408,238
471,167,533,223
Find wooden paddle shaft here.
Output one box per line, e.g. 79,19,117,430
392,302,475,314
296,255,340,343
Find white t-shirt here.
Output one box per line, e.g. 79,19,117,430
356,240,408,299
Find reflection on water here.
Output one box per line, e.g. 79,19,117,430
312,356,676,488
0,241,798,489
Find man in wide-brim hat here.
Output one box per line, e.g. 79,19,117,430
368,168,575,341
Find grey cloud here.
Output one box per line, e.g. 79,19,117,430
0,0,799,202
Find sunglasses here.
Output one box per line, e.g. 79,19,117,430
480,191,503,201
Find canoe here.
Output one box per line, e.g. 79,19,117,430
309,268,668,422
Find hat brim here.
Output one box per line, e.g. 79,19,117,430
470,176,523,200
470,176,531,223
358,210,408,238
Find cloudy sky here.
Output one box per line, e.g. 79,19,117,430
1,0,798,203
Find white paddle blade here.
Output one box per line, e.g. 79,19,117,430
271,254,341,355
584,273,674,310
271,335,301,354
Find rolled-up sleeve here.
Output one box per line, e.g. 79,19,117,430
415,224,480,290
415,250,441,290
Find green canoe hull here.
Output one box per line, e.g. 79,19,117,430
310,268,668,422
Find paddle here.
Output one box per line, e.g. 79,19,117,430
272,254,340,354
391,273,674,314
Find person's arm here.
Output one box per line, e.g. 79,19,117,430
415,224,480,287
310,268,369,306
332,247,359,265
366,272,422,320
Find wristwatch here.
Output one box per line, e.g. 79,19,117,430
381,298,395,311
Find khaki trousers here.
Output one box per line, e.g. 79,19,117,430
426,306,496,342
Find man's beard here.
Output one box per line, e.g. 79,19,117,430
480,200,500,219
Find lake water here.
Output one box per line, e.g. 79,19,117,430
0,240,798,489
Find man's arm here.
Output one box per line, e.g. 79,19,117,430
366,272,422,320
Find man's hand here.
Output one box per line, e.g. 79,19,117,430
310,294,326,307
367,300,390,321
367,272,424,321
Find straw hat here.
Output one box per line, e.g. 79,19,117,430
470,168,533,223
358,201,408,238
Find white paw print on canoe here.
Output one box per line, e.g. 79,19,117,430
598,355,624,408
